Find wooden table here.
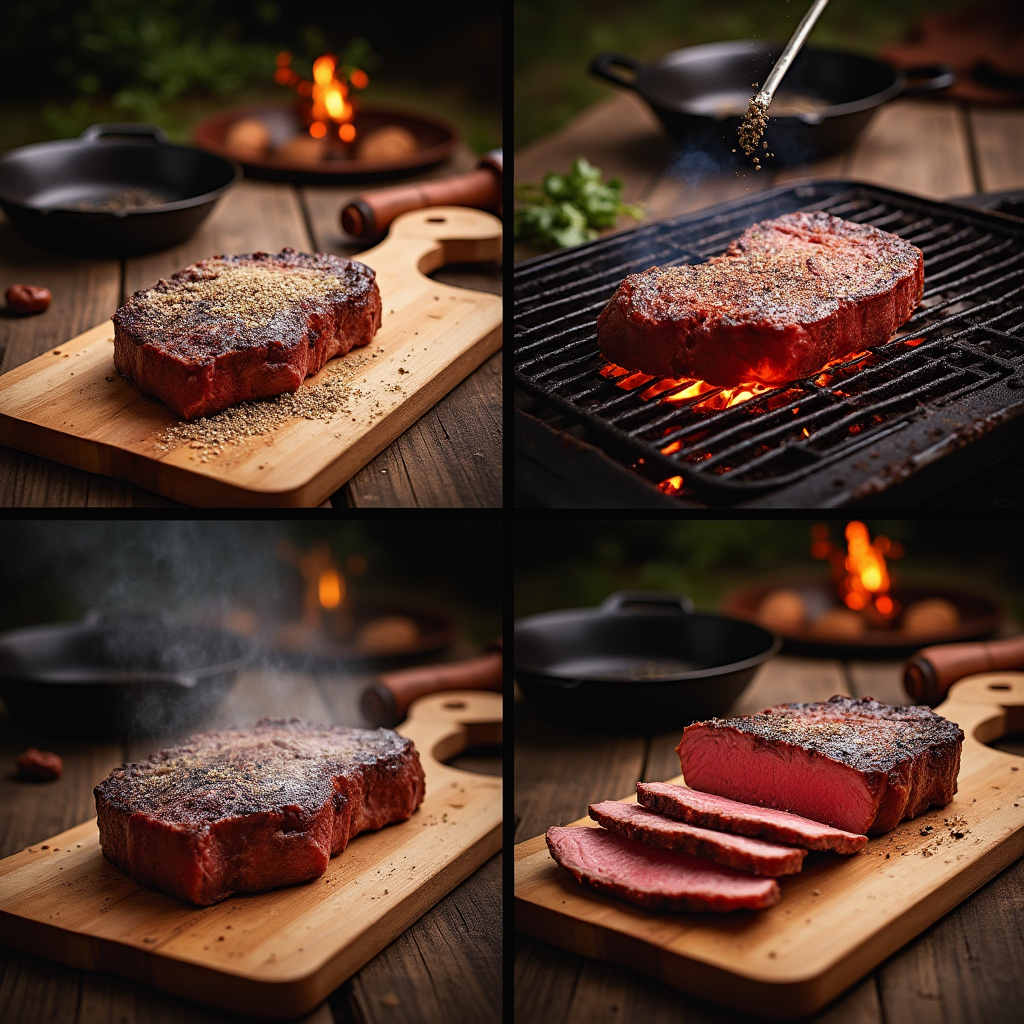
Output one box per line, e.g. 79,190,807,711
0,659,501,1024
0,147,501,508
515,653,1024,1024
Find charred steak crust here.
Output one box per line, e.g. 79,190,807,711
676,696,963,836
112,248,382,420
546,825,781,912
596,212,925,387
94,718,425,905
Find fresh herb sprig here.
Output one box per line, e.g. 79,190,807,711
514,157,643,249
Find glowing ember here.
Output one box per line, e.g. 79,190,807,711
660,440,682,455
318,569,344,609
275,50,367,142
658,475,684,495
811,522,902,621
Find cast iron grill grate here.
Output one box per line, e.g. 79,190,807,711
514,181,1024,503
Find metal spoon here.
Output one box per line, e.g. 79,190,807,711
756,0,830,111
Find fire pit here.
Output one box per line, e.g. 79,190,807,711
721,521,1003,657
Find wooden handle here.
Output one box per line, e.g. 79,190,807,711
341,156,502,241
362,650,503,727
398,689,502,769
904,635,1024,705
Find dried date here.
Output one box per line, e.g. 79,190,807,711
6,284,52,315
17,748,63,781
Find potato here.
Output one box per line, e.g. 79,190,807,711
902,599,959,636
757,589,807,632
274,133,327,163
810,607,866,638
357,615,420,655
356,125,418,161
223,118,270,161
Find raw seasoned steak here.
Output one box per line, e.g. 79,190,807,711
636,783,867,853
546,825,780,912
588,800,806,876
94,718,424,905
676,696,963,836
113,248,382,419
596,211,924,386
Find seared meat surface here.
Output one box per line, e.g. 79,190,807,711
676,695,963,836
597,212,924,386
113,248,381,419
94,718,424,905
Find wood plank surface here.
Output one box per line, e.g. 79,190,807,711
0,667,501,1024
0,208,501,507
515,672,1024,1018
967,108,1024,193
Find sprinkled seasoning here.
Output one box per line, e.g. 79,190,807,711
141,263,343,331
738,96,770,170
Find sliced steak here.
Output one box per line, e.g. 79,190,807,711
546,826,780,912
596,211,924,387
636,783,867,853
588,800,806,876
676,695,963,836
94,718,425,905
113,247,382,419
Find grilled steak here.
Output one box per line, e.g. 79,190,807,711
94,718,424,905
596,211,924,387
676,696,963,836
588,800,806,876
113,248,382,419
636,783,867,853
546,826,780,912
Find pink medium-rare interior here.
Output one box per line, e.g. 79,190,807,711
677,726,881,835
636,781,868,852
588,800,806,876
546,825,780,912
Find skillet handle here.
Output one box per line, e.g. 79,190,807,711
590,51,645,90
599,591,695,614
896,64,956,98
80,123,170,144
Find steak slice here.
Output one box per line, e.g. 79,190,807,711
596,211,924,387
588,800,806,876
676,695,963,836
113,247,382,419
546,826,780,912
94,718,424,905
636,783,867,854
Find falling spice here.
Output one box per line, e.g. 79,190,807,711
738,96,769,170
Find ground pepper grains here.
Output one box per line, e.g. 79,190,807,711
738,96,770,171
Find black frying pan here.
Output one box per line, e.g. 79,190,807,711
0,611,252,740
514,591,780,732
591,41,954,166
0,123,239,257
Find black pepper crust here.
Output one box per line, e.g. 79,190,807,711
94,718,417,825
693,695,963,774
112,248,377,359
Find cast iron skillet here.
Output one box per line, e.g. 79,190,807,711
0,611,253,740
514,591,780,733
591,41,954,166
0,123,239,257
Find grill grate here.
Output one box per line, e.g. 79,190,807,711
514,181,1024,503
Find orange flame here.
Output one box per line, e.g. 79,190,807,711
839,522,897,618
274,51,368,141
318,569,344,609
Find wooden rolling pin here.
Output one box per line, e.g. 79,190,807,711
340,150,502,242
361,642,503,727
903,634,1024,705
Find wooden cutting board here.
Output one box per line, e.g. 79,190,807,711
0,690,501,1019
0,207,501,506
515,673,1024,1018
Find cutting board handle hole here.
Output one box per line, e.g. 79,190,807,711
426,217,446,222
989,684,1011,690
443,700,467,709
